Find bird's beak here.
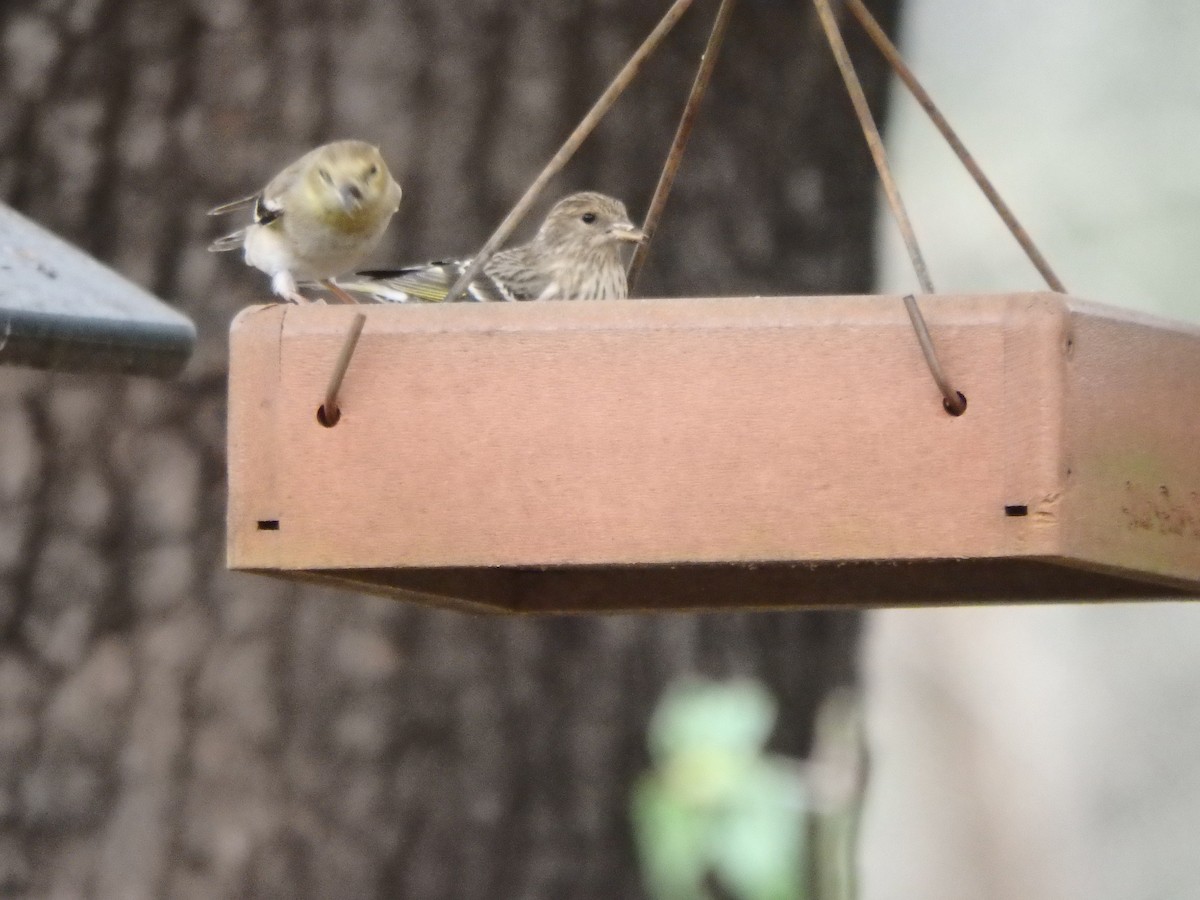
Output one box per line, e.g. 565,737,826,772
339,183,365,211
608,222,646,243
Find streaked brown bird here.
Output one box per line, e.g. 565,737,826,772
335,191,644,303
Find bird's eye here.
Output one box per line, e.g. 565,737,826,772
367,164,378,177
318,168,333,184
581,212,597,224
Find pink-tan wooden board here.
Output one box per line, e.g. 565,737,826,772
226,294,1200,613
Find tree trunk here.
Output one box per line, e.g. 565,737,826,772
0,0,898,896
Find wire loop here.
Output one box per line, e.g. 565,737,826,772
319,312,367,427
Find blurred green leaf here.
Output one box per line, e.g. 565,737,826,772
634,678,809,900
648,678,777,765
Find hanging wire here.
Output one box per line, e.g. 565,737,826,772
811,0,965,415
442,0,698,304
811,0,932,293
842,0,1066,293
627,0,739,295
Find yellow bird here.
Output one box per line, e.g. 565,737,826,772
209,140,402,304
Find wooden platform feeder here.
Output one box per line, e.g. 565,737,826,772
226,294,1200,612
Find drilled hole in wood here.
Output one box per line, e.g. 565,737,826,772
943,391,968,416
257,519,280,531
317,403,341,428
1004,505,1029,517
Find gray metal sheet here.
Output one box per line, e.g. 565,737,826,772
0,203,196,378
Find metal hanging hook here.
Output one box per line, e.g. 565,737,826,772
811,0,965,415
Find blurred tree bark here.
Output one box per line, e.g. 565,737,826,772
0,0,897,896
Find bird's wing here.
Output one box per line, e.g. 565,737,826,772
251,194,283,227
484,244,551,301
209,146,315,219
257,148,317,209
340,258,517,303
206,192,282,251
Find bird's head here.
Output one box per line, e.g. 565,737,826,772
304,140,402,227
537,192,645,255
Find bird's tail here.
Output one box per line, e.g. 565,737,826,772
207,194,258,217
208,229,247,252
336,262,467,303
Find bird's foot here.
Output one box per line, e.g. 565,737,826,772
283,290,325,305
321,279,362,305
